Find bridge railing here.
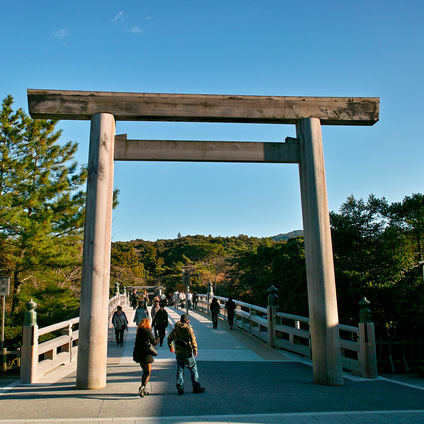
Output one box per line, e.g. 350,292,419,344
196,293,377,378
20,287,129,384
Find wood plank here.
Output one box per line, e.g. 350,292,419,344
27,89,379,125
114,135,300,163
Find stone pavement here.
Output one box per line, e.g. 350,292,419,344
0,306,423,424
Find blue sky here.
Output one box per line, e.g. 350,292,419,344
1,1,423,241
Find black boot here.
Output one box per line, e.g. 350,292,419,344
193,385,205,394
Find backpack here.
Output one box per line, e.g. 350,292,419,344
114,313,126,330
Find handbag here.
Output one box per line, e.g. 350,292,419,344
146,342,158,356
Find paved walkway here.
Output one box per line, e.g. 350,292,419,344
0,307,424,423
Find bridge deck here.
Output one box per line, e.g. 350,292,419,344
0,307,423,423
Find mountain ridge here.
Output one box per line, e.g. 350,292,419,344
271,230,303,241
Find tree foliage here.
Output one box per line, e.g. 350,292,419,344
0,95,87,316
330,194,423,334
112,193,424,342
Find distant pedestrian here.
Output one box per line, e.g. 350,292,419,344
179,291,186,308
152,303,169,346
130,289,138,309
192,292,198,309
134,300,149,325
133,318,158,398
173,291,179,308
168,314,205,395
150,300,160,337
225,297,237,330
112,306,128,346
210,298,220,329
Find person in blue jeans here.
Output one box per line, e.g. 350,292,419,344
168,314,206,395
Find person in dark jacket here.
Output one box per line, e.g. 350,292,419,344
112,306,128,346
150,300,160,338
152,303,169,346
210,298,221,329
192,292,198,309
225,297,237,330
133,318,157,397
168,314,205,395
130,289,138,309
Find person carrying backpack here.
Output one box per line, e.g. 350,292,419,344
168,314,205,395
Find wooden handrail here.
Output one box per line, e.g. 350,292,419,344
196,293,367,375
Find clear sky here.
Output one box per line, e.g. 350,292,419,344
1,1,423,242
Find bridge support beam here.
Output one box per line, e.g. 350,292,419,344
77,113,115,389
297,118,343,386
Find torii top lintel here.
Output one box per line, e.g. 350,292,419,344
27,89,379,126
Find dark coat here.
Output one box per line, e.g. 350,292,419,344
133,327,157,364
210,300,220,314
225,300,236,314
153,308,168,329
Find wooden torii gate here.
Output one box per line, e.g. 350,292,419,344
28,90,379,389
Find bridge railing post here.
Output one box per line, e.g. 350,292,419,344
267,285,279,347
20,299,39,384
64,322,73,363
267,306,277,347
248,306,254,334
358,297,378,378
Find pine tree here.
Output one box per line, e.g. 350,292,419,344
0,95,87,315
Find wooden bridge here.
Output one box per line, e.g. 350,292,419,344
1,297,423,423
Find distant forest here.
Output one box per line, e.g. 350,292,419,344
111,190,424,345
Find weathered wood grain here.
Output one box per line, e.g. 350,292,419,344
114,134,300,163
27,89,379,125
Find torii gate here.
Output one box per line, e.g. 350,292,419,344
27,89,379,389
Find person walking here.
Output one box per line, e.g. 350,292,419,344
152,302,169,346
168,314,205,395
179,291,186,308
192,292,198,310
130,289,138,310
210,297,221,329
150,300,160,338
225,296,237,330
134,300,149,326
112,305,128,346
133,318,158,398
173,291,179,308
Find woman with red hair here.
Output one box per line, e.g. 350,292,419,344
133,318,157,397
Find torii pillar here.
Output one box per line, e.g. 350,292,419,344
76,113,115,389
297,118,343,385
